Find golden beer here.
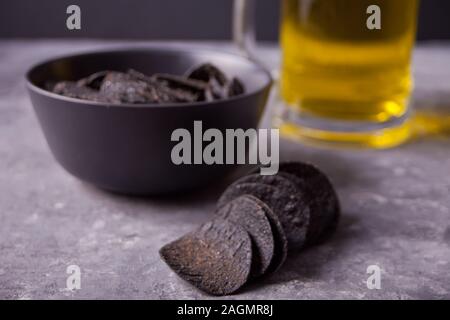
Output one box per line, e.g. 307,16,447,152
279,0,419,147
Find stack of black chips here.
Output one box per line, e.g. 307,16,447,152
50,63,245,104
160,162,340,296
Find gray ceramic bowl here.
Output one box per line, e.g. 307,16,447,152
26,47,272,195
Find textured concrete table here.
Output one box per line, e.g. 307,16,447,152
1,40,449,300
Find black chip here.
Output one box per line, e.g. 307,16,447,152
99,71,157,104
217,182,289,272
276,172,325,245
186,63,245,99
186,63,228,86
52,81,91,97
278,162,340,246
219,174,310,250
77,70,109,90
52,81,112,103
228,77,245,97
132,69,212,102
152,73,208,102
98,70,197,104
215,195,274,277
153,73,207,92
159,218,252,296
248,195,288,274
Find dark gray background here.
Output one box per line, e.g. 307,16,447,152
0,0,449,41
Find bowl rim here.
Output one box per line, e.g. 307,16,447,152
25,46,273,109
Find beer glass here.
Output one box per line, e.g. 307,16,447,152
233,0,419,148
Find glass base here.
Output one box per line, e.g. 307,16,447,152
273,99,412,149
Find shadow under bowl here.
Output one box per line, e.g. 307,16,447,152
26,47,272,195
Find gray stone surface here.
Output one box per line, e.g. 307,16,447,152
0,40,449,300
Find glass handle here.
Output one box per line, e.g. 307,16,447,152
232,0,256,61
233,0,276,75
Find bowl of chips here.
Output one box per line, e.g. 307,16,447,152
26,47,272,194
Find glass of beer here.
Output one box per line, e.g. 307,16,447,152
234,0,420,148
